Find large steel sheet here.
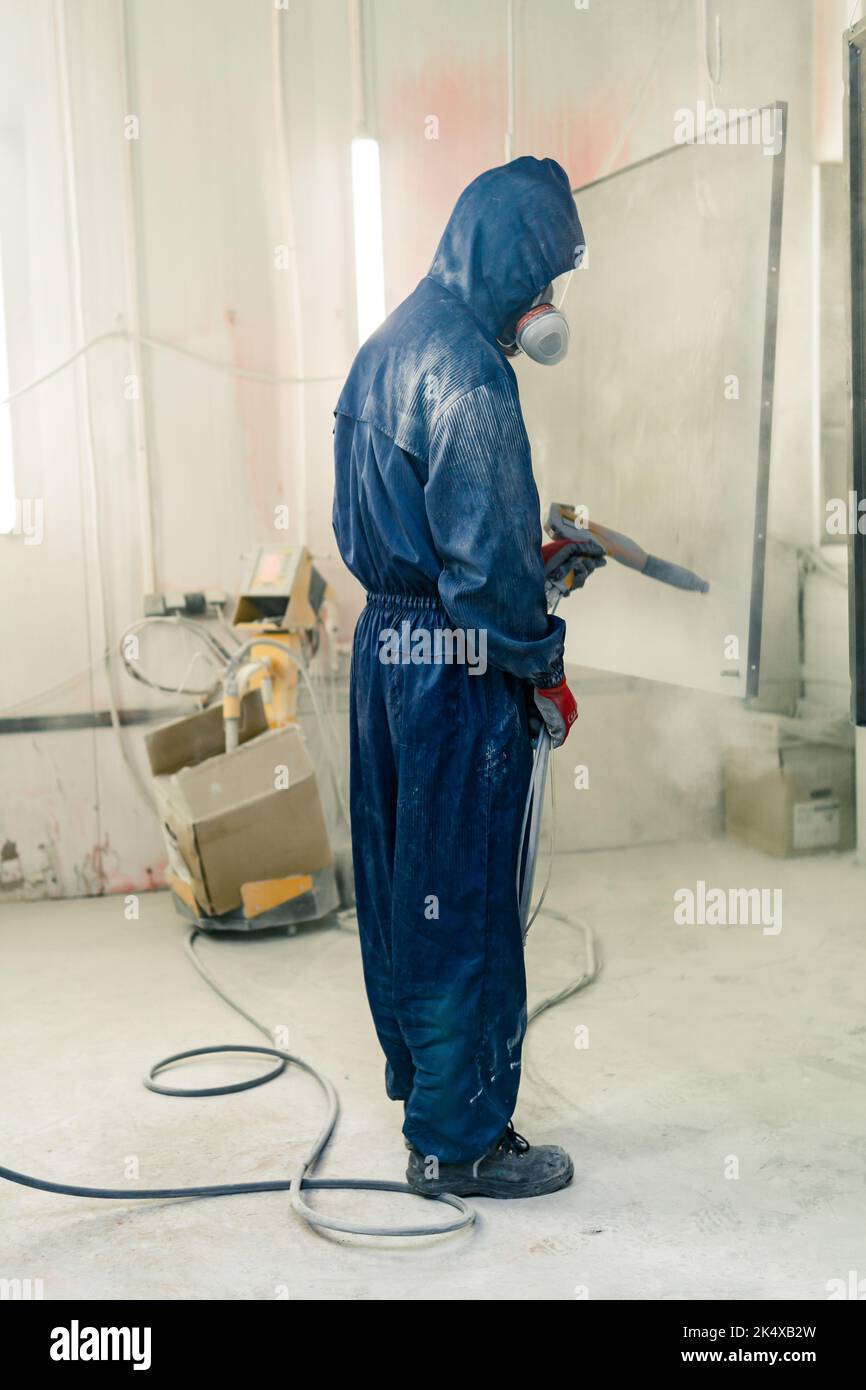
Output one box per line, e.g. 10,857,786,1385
519,106,786,696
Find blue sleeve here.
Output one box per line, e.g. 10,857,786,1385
425,376,565,684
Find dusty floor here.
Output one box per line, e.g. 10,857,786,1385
1,839,864,1301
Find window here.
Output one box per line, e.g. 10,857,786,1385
0,238,15,534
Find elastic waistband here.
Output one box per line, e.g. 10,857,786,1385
365,591,444,612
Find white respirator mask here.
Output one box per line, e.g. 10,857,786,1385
498,283,569,366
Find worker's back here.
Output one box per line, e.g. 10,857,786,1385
332,273,510,599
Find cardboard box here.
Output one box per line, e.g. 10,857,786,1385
145,689,268,775
724,741,855,857
146,695,332,915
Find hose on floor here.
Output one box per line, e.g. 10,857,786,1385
0,927,473,1238
0,904,597,1237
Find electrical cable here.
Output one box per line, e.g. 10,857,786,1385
595,0,689,181
800,548,848,588
168,649,221,703
0,655,113,715
0,329,345,409
119,616,233,699
526,759,556,931
520,738,600,1015
528,909,598,1024
702,0,722,103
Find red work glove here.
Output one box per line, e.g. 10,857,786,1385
533,679,578,748
541,536,606,597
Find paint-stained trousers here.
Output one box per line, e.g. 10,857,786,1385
349,592,533,1163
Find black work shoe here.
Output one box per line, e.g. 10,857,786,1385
405,1123,574,1199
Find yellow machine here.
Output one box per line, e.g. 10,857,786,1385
135,544,342,933
231,545,330,727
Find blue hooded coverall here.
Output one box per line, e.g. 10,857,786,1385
333,157,585,1163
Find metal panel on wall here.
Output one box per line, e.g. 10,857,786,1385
519,105,786,697
845,22,866,726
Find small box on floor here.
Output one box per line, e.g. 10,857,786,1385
723,733,855,857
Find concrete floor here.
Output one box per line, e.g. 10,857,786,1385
1,839,864,1301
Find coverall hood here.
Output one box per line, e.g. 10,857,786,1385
427,156,585,340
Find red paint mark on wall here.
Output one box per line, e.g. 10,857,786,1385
378,60,636,302
378,58,507,302
74,838,164,898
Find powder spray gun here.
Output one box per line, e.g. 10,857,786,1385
517,503,711,936
544,501,710,599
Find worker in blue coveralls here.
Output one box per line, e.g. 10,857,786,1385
332,157,605,1199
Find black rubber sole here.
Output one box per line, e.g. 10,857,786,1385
406,1157,574,1200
